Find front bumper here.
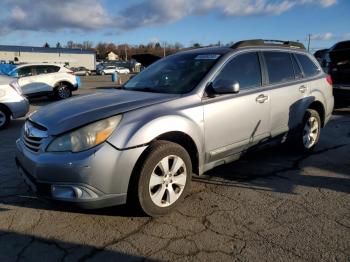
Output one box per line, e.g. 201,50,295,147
15,138,147,209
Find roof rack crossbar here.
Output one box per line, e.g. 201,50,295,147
231,39,306,50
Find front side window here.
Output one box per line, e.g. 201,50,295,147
213,52,262,90
264,51,294,84
16,67,32,77
295,54,319,77
124,53,222,94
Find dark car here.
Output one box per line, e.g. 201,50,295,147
327,40,350,102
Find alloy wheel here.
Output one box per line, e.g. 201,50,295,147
303,116,319,149
148,155,187,207
0,111,6,127
57,86,71,99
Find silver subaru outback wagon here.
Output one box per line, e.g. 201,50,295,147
15,40,334,216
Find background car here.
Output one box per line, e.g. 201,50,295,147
97,65,116,75
70,67,91,76
328,41,350,102
6,63,81,99
115,67,130,74
97,65,130,75
0,75,29,129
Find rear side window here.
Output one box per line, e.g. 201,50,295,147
214,52,261,90
35,65,60,75
263,51,294,84
291,54,303,79
295,54,319,77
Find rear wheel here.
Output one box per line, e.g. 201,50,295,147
0,105,11,130
129,141,192,217
55,83,72,99
297,109,321,152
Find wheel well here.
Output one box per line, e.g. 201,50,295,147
0,104,11,116
154,131,199,175
308,101,325,127
55,81,74,90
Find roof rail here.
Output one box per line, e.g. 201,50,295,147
231,39,306,50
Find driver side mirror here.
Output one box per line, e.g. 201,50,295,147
212,79,240,94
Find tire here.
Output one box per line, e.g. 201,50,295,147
0,105,11,130
55,83,72,100
296,109,322,152
129,141,192,217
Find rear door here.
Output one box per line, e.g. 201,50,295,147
203,52,271,162
32,65,60,92
16,66,39,95
263,51,309,137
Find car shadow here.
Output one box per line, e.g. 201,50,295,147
0,229,154,261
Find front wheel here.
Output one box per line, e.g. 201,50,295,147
130,141,192,217
0,106,11,130
297,109,321,152
55,83,72,99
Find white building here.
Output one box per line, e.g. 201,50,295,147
0,45,96,70
107,51,119,61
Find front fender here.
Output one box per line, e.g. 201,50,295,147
108,105,204,154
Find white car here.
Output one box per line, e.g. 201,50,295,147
116,67,130,74
8,63,81,99
98,66,130,75
0,75,29,129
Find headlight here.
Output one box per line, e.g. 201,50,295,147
47,115,122,152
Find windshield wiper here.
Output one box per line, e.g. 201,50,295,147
128,87,158,93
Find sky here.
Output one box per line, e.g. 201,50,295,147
0,0,349,51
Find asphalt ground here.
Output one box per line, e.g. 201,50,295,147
0,75,349,261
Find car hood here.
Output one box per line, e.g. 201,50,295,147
0,74,16,85
30,90,179,135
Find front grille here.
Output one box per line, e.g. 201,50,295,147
22,121,48,153
23,134,43,152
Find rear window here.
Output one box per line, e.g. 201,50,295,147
295,54,319,77
263,51,294,84
332,41,350,50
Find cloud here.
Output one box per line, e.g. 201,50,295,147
0,0,337,35
310,32,334,41
1,0,112,34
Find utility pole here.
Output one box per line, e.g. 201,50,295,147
307,34,311,52
124,45,128,61
162,41,166,57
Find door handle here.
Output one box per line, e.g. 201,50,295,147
299,85,307,93
256,94,268,103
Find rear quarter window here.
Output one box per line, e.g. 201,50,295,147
263,51,294,84
295,54,320,77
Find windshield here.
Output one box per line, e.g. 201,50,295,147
123,53,222,94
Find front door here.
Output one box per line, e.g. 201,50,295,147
203,52,271,162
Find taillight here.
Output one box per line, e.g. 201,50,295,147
326,75,332,85
68,71,75,75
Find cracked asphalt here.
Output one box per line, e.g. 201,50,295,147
0,76,349,261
